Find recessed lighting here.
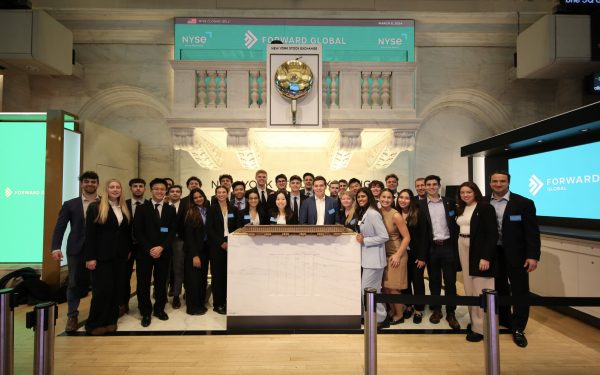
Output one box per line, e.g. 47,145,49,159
580,129,589,132
504,147,510,151
536,140,543,143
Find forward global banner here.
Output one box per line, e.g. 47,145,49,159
174,18,415,62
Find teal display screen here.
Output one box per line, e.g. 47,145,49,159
174,18,415,62
0,122,47,263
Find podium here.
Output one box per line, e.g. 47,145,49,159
227,225,361,330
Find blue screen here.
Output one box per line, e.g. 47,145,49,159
509,141,600,219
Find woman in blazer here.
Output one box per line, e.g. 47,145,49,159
268,190,297,225
238,190,268,226
355,187,390,327
456,181,499,342
84,179,131,335
336,190,358,231
205,185,239,315
183,188,210,315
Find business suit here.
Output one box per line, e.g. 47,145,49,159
51,197,93,318
133,200,177,317
84,202,131,330
358,207,389,323
183,210,210,314
298,195,339,225
205,203,239,310
456,202,498,335
121,198,146,309
489,192,541,332
402,209,428,312
418,197,459,314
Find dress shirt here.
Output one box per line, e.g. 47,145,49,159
456,203,476,235
490,191,510,245
427,196,450,241
234,198,246,211
315,195,326,225
170,200,180,214
151,200,163,218
290,193,301,219
222,211,229,237
304,189,313,197
258,188,268,203
276,214,287,224
132,198,144,217
110,201,124,225
82,195,99,219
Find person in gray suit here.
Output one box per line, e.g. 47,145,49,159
299,176,339,225
355,187,390,328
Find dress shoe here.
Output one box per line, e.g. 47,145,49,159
446,313,461,330
65,316,78,332
105,324,118,333
86,326,107,336
187,307,208,316
413,313,423,324
377,316,391,330
213,305,227,315
466,331,484,342
390,316,404,325
153,311,169,321
403,307,414,320
118,305,126,318
429,310,443,324
141,316,151,327
172,296,181,309
513,330,528,348
467,323,472,333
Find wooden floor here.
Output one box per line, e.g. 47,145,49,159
10,292,600,375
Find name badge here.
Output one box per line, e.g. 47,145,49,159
228,213,234,218
270,217,277,223
328,208,336,215
349,218,356,225
244,214,251,220
449,210,456,217
510,215,522,222
160,227,168,233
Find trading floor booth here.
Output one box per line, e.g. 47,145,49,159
0,110,81,288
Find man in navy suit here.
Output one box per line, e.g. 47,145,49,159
299,176,339,225
51,171,99,332
488,171,540,348
417,175,460,330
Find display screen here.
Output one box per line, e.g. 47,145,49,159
509,141,600,219
0,122,47,263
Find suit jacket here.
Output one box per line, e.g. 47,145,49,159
238,206,269,226
183,217,206,259
84,202,131,262
487,192,541,267
133,200,177,258
205,203,239,247
51,197,89,256
417,196,459,267
267,209,299,225
406,209,428,262
358,207,389,269
459,203,499,277
299,196,339,225
336,209,359,231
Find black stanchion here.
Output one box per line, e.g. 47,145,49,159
364,288,377,375
482,289,500,375
0,288,15,375
26,302,58,375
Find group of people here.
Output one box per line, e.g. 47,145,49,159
51,169,540,348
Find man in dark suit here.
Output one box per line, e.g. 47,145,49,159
300,172,315,198
299,176,339,225
51,171,99,332
288,175,306,222
488,171,541,348
385,174,399,208
133,178,177,327
121,177,147,316
417,174,461,330
414,177,427,201
247,169,273,209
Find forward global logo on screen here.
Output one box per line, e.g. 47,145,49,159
3,186,44,198
528,174,544,196
244,30,258,49
4,187,13,198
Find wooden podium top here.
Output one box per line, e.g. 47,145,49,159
233,224,355,236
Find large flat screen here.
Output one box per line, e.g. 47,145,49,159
509,141,600,220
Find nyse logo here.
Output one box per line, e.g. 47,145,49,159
244,30,258,49
5,187,13,198
528,174,544,196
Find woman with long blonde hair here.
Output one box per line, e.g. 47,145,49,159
84,179,132,335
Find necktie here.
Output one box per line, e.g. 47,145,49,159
293,197,299,217
134,201,141,217
154,203,161,219
236,201,241,211
261,190,266,203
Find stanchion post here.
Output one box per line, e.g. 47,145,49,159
364,288,377,375
0,288,15,375
482,289,500,375
26,302,58,375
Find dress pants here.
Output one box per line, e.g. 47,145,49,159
170,238,185,297
495,245,531,331
136,253,170,316
361,267,387,323
458,237,494,335
86,259,125,330
121,243,138,308
427,242,457,313
184,241,210,313
209,245,228,308
66,254,88,318
401,249,426,311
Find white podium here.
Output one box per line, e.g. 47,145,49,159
227,231,361,330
